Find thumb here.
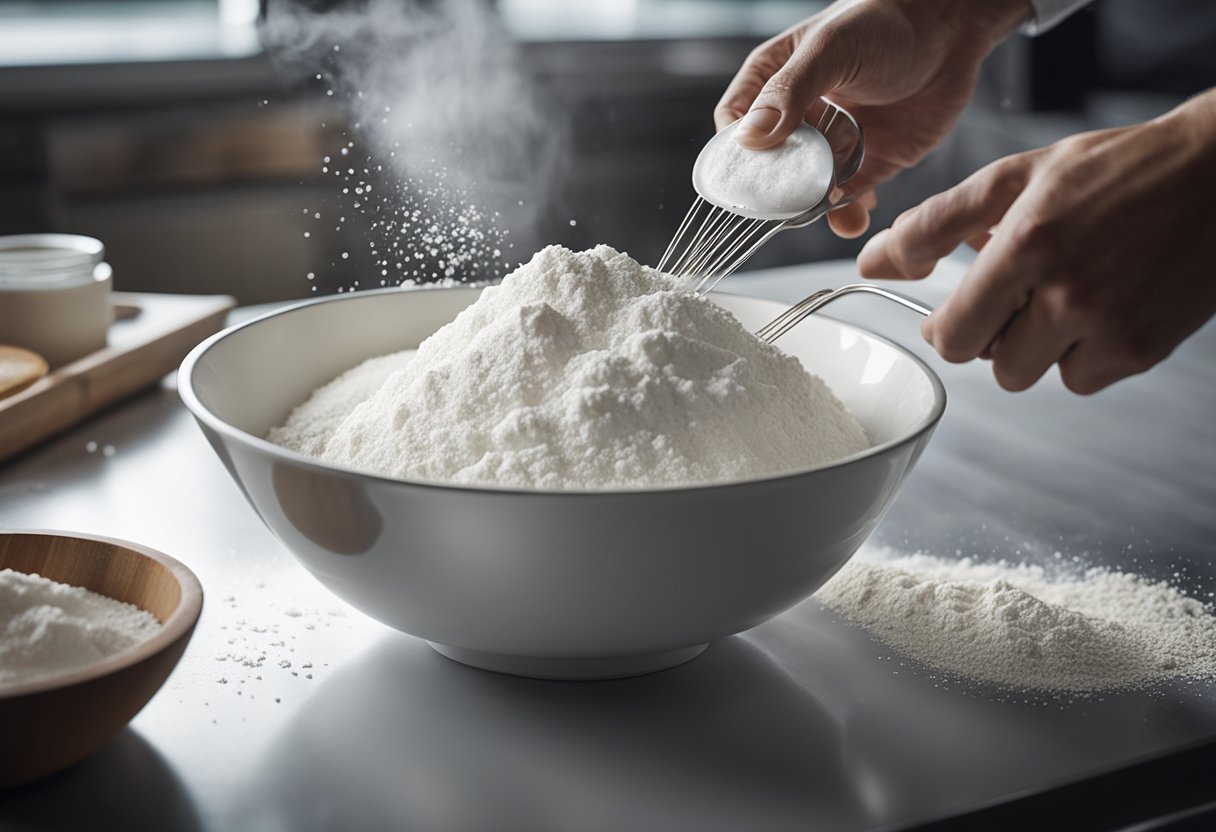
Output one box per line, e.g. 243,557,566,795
735,35,850,150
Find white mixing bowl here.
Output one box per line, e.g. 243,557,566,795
180,287,945,679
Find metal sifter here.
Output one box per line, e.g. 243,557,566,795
659,99,935,340
658,98,865,295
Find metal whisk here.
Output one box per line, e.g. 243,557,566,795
658,98,865,295
756,284,932,344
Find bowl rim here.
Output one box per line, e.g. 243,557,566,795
0,529,204,700
179,285,948,497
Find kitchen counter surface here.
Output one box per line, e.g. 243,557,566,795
2,257,1214,831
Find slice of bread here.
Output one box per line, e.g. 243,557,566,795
0,344,49,400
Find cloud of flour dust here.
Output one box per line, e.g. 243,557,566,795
262,0,565,282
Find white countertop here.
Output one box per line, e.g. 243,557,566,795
2,257,1214,830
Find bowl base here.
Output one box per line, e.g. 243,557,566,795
427,642,709,680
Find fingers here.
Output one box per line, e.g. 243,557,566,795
715,36,793,132
714,96,750,132
857,156,1031,280
922,205,1050,363
828,204,870,238
987,291,1078,391
715,67,770,131
965,230,994,252
1055,340,1134,395
864,148,1066,365
1056,342,1113,395
1057,329,1175,395
827,190,876,238
950,272,1160,395
733,33,852,149
735,108,783,143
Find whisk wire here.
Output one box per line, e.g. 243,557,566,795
689,217,764,292
657,198,704,274
683,212,751,281
692,220,785,295
755,284,934,344
657,98,864,296
666,199,728,278
817,103,839,134
661,197,789,292
680,207,737,273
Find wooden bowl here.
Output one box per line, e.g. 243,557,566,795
0,530,203,787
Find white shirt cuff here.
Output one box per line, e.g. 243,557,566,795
1020,0,1094,36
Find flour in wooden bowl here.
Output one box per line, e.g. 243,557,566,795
0,569,161,687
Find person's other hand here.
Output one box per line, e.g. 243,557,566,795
716,0,1030,238
857,89,1216,394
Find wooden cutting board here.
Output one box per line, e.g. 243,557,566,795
0,291,235,463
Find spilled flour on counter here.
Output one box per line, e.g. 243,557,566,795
0,569,161,686
270,244,869,490
817,550,1216,693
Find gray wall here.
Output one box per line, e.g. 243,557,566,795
0,26,1189,304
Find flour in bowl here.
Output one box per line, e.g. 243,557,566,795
270,244,869,490
0,569,161,686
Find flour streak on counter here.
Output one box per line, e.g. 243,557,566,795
817,549,1216,694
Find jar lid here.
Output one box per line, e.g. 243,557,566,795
0,234,106,288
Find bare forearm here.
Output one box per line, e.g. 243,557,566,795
892,0,1033,52
1160,87,1216,186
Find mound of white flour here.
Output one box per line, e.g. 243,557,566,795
270,244,869,490
817,550,1216,692
0,569,161,686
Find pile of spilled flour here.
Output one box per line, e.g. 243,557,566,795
817,550,1216,693
270,244,869,490
0,569,161,686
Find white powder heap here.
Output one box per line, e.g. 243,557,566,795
698,123,834,217
0,569,162,686
817,551,1216,692
268,350,414,458
272,244,869,490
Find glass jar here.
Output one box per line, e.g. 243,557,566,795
0,234,113,368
